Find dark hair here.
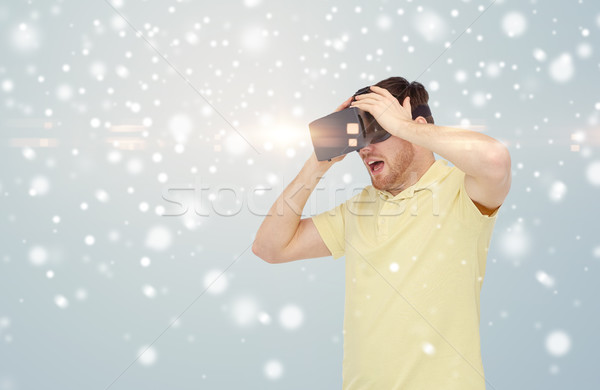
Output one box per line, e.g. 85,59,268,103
374,77,434,124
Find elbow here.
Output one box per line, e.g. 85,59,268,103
252,241,279,264
251,241,268,261
487,142,511,182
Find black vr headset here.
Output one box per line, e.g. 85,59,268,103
308,86,432,161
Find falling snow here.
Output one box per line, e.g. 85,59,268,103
278,304,304,330
548,53,575,83
545,330,572,357
137,346,158,366
231,296,260,327
501,12,527,38
1,1,597,388
264,359,284,380
204,269,229,295
144,225,173,251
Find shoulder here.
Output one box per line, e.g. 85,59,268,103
449,167,501,220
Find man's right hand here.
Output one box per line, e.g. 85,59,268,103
308,95,355,168
335,96,354,113
253,95,355,264
307,150,345,173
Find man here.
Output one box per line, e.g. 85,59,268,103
252,77,511,389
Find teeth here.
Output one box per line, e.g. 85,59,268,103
368,161,377,165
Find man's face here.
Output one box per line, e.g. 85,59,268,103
358,136,416,193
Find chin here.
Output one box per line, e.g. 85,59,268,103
370,176,390,192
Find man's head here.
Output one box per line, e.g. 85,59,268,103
374,77,434,124
358,77,435,195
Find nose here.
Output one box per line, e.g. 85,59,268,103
359,144,373,158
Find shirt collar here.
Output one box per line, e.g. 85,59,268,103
372,159,452,201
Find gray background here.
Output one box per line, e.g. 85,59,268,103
1,0,599,389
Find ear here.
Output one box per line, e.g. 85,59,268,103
415,116,428,124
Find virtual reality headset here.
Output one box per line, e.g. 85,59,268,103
308,86,433,161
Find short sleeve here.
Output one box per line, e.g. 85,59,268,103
311,202,346,259
456,170,500,228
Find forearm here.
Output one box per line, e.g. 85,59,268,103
253,154,333,257
395,122,510,179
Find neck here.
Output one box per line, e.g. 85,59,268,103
387,155,436,196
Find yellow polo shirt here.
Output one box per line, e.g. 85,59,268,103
311,159,500,390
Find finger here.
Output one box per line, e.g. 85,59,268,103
351,98,379,106
371,86,402,106
357,90,385,102
352,99,384,109
369,85,389,95
402,96,411,110
369,85,392,97
332,154,346,163
352,96,380,105
370,86,399,105
334,96,354,112
350,101,377,113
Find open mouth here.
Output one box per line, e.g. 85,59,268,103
368,160,384,174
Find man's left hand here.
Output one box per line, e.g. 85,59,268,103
349,85,413,136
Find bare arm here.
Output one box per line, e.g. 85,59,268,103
351,86,511,213
396,119,511,213
252,97,353,263
252,152,342,263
